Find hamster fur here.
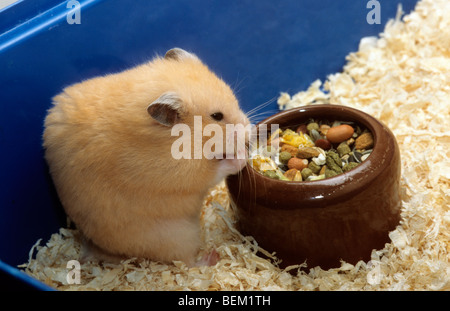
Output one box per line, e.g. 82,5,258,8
43,48,249,266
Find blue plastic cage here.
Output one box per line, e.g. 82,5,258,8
0,0,418,290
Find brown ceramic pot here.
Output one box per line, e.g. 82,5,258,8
226,104,401,270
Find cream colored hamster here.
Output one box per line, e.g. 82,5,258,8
43,48,249,266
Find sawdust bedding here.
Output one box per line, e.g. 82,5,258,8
21,0,449,290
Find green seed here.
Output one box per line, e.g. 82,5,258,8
301,168,313,180
337,142,351,157
308,161,321,174
325,168,338,178
343,162,359,172
327,151,342,167
263,170,279,179
307,122,319,134
279,151,292,164
326,151,343,174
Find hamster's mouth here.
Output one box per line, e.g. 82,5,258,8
215,152,248,161
217,143,249,161
221,153,235,160
213,153,236,161
211,143,249,161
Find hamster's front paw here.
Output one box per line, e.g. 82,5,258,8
195,249,220,267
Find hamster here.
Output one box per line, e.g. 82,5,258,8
43,48,249,267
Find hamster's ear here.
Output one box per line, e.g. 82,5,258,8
147,92,182,127
164,48,198,61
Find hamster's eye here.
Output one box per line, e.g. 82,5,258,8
210,112,224,121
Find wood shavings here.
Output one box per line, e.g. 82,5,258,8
22,0,449,290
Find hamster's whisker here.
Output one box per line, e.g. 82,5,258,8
245,97,277,119
237,167,243,203
231,74,247,96
247,110,279,124
246,97,275,116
